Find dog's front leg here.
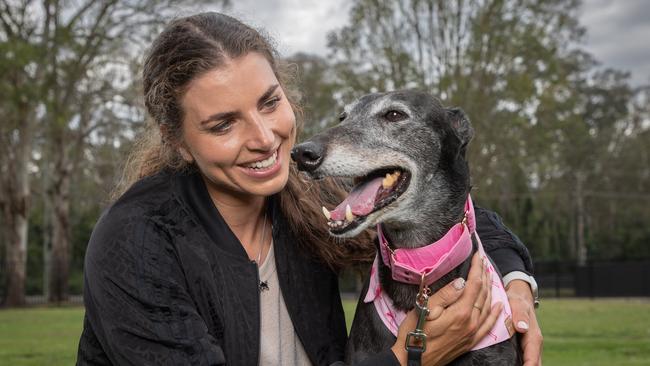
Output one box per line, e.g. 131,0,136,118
346,296,396,364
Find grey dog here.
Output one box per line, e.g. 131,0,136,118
291,90,521,365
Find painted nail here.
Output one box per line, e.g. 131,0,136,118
517,321,529,330
453,278,466,290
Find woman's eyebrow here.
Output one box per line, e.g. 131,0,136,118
200,111,239,126
199,84,280,126
256,84,280,109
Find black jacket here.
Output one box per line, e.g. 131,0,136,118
76,170,532,366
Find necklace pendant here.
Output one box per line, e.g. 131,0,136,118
259,281,269,292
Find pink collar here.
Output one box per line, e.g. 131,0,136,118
377,196,477,286
366,195,515,350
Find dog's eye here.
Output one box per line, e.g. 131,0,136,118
384,110,407,122
339,112,347,122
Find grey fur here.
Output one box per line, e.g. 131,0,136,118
292,90,521,365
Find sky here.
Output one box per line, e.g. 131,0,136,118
220,0,650,87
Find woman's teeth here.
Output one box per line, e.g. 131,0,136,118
247,151,277,169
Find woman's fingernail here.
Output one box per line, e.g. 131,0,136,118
517,321,529,330
453,278,466,290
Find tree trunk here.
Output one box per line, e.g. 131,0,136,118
48,164,72,303
575,172,587,266
1,111,33,307
2,194,29,307
42,161,53,301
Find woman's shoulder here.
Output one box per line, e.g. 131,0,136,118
112,170,178,212
87,171,182,258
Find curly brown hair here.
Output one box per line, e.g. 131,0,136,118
114,12,373,270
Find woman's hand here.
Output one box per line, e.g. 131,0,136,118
391,253,503,366
506,280,543,366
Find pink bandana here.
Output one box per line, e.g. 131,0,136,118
364,195,515,350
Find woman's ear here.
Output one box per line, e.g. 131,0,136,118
178,144,194,163
161,124,194,163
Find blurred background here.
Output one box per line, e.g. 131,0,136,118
0,0,649,364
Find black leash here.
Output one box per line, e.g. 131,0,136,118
405,275,430,366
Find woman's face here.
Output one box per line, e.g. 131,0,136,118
179,52,296,202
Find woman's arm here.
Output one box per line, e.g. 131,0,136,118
77,214,225,366
474,206,533,275
337,254,495,366
338,207,541,366
392,253,501,366
474,206,543,366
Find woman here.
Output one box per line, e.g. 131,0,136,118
76,12,541,366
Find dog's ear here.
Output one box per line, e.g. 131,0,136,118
446,107,474,150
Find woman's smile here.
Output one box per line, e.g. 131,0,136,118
240,148,282,178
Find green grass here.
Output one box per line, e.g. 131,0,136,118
535,299,650,366
1,299,649,365
0,306,83,366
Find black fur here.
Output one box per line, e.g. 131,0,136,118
292,90,522,365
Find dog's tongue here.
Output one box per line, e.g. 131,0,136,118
330,176,383,221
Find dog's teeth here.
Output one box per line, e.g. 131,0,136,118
322,206,331,220
345,205,355,222
382,174,395,189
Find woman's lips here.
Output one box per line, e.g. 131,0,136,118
240,148,281,178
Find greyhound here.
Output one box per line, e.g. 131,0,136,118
291,90,521,365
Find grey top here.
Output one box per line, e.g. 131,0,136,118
259,241,312,366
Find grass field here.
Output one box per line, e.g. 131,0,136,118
1,299,649,365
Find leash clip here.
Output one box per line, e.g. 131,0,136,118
405,273,430,357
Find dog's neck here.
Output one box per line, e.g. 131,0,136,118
377,192,472,311
381,195,466,248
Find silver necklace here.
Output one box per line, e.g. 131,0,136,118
257,210,270,292
256,210,267,264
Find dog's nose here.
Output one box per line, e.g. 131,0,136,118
291,141,325,172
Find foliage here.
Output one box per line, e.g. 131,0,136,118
308,0,650,262
0,0,229,303
1,0,649,303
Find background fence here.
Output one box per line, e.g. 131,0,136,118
339,259,650,299
4,258,650,305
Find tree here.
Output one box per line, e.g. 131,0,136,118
326,0,649,263
0,0,49,305
327,0,584,196
0,0,229,305
286,53,341,140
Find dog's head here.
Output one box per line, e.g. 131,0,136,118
292,90,473,241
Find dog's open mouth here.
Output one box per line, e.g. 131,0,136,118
324,168,411,234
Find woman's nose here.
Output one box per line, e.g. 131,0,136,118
247,112,275,150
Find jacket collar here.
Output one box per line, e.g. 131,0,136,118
172,169,337,365
173,169,255,260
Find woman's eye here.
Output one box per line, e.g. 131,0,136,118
384,110,407,122
263,96,281,110
209,120,234,133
